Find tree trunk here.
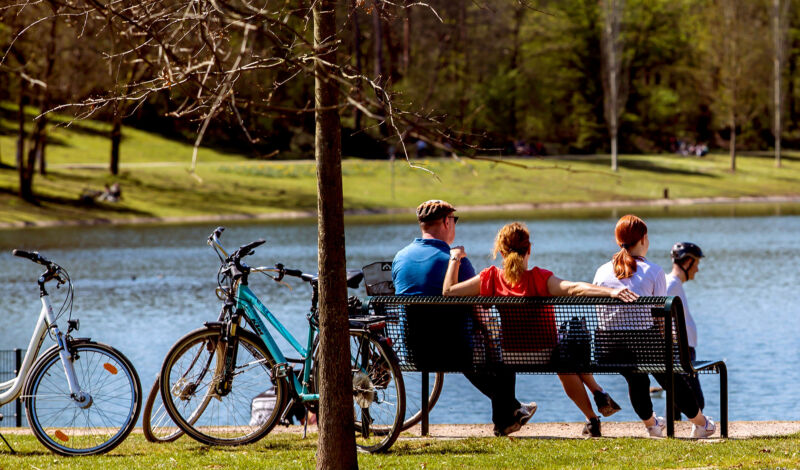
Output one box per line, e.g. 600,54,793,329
508,5,524,139
33,112,47,176
601,0,624,172
729,109,736,172
371,0,384,80
350,0,363,131
17,79,34,202
34,11,58,177
111,109,122,175
402,6,410,74
773,0,782,168
313,1,358,469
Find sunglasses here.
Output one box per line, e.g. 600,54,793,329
448,215,459,224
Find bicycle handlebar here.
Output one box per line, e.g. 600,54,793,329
273,264,315,283
12,249,52,266
237,239,265,258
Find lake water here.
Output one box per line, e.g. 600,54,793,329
1,212,798,425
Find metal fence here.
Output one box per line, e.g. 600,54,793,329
0,350,24,427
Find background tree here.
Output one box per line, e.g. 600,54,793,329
702,0,771,171
600,0,625,171
773,0,790,167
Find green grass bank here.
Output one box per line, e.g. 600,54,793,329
1,432,799,469
2,112,800,226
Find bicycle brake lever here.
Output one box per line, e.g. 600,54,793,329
274,263,285,282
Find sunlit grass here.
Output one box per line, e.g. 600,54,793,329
1,107,799,225
1,431,799,469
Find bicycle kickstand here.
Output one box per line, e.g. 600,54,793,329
303,409,309,439
0,414,16,454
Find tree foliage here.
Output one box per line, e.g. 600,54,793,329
2,0,798,164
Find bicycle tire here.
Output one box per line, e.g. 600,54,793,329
400,371,444,431
23,341,142,456
142,376,183,443
349,330,405,453
160,326,287,446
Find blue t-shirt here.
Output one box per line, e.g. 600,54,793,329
392,238,476,295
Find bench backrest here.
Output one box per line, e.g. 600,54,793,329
365,296,693,374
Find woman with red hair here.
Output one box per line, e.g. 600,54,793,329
592,214,716,438
443,222,637,437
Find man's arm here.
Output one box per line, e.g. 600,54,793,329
443,246,480,296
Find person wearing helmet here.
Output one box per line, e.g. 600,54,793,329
666,242,706,414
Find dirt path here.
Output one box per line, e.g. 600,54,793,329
268,421,800,440
3,421,796,441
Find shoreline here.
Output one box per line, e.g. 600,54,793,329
2,194,800,230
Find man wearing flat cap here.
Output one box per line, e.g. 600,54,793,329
392,200,536,436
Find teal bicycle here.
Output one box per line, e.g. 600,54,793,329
156,228,405,453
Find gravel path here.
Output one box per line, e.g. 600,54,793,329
393,421,800,440
210,421,800,440
3,421,796,441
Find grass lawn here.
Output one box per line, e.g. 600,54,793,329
1,432,799,469
2,107,800,225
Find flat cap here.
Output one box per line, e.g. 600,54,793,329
416,199,456,222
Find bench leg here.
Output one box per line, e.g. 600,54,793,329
666,373,675,438
719,364,728,438
421,371,429,436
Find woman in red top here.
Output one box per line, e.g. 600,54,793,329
442,222,638,437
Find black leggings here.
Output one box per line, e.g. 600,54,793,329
621,371,700,421
597,330,701,421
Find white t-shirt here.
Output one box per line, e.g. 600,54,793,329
666,273,698,348
593,257,667,330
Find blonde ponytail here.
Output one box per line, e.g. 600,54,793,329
503,251,525,285
493,222,531,286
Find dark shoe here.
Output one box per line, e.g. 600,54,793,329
593,391,621,417
581,417,601,437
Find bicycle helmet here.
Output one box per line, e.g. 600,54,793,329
670,242,704,280
670,242,704,262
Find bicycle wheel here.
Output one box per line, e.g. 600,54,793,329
142,377,183,443
24,341,141,456
400,371,444,431
349,331,405,453
160,326,286,446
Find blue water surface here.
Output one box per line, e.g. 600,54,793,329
0,213,797,424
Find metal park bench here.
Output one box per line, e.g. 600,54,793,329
360,293,728,439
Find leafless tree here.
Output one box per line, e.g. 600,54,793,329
773,0,790,168
600,0,625,172
704,0,770,172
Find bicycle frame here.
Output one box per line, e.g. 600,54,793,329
0,290,89,407
236,283,319,403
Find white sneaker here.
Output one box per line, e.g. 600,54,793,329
516,401,538,426
646,414,665,437
691,416,716,439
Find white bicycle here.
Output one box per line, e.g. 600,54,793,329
0,250,141,456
